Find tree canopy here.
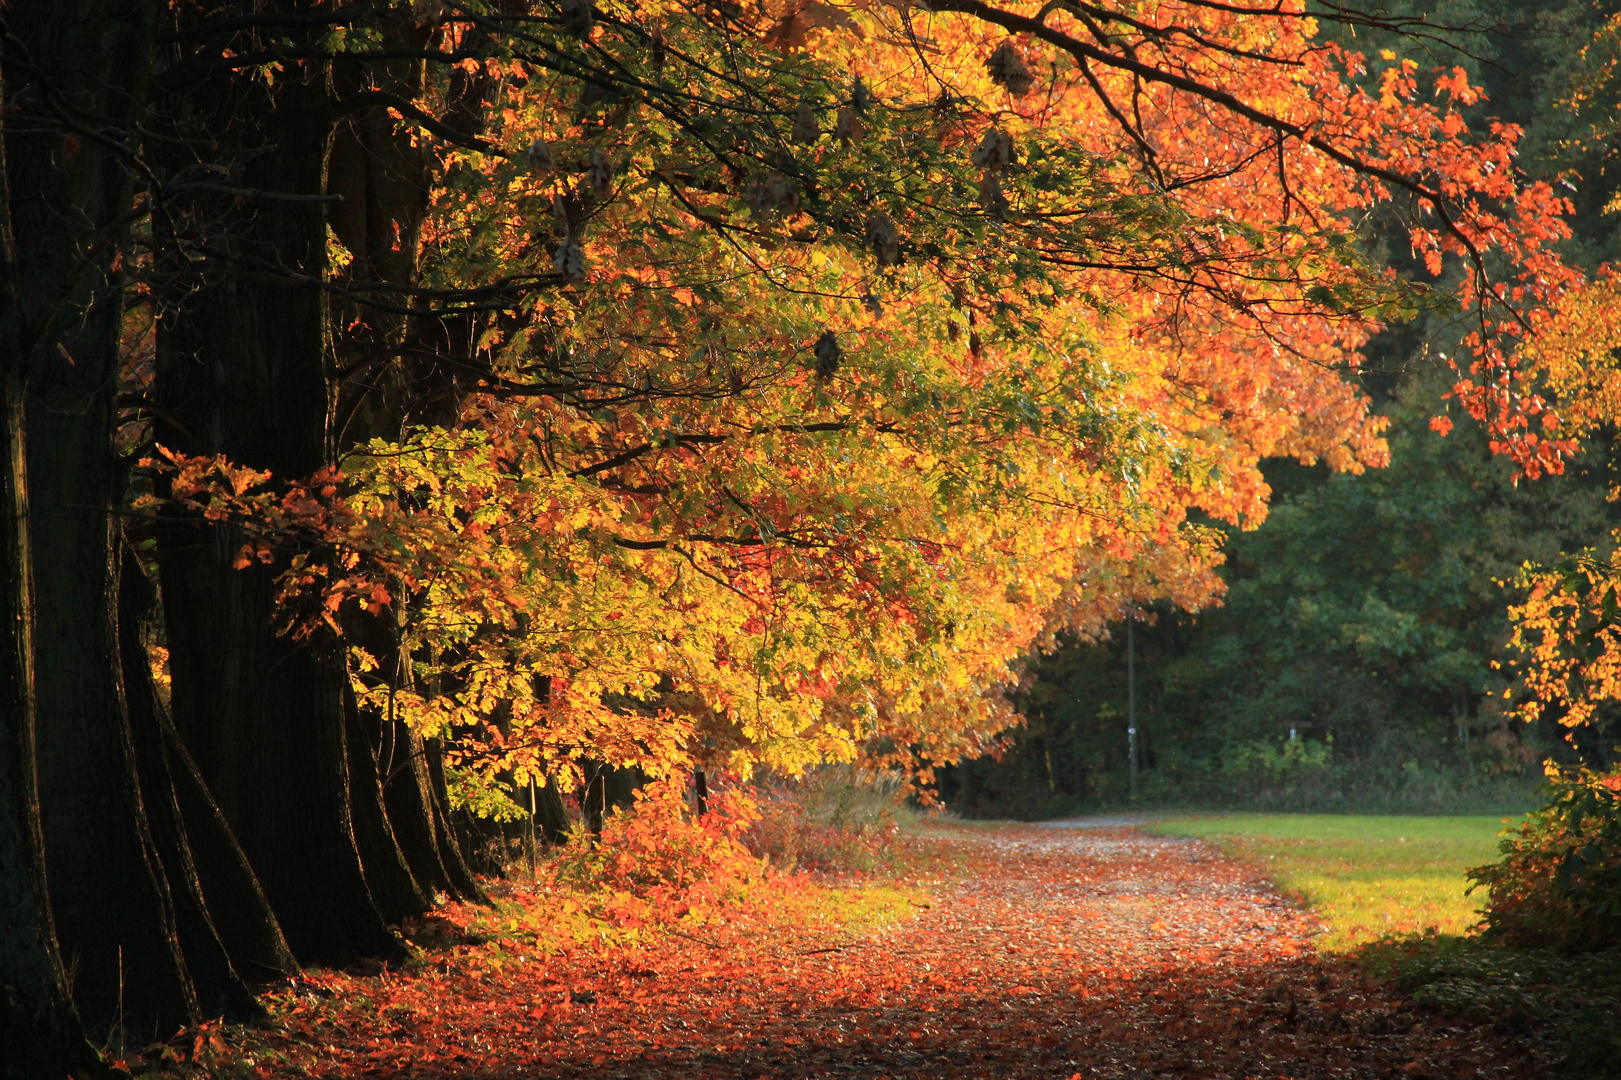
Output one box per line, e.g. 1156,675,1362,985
1,0,1611,1070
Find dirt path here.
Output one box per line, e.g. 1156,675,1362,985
257,822,1542,1079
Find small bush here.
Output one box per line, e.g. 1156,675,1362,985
545,774,765,927
743,766,908,873
1469,766,1621,952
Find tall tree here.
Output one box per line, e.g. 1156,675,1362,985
0,0,303,1049
150,4,406,966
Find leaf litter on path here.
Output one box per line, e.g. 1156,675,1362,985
237,823,1544,1079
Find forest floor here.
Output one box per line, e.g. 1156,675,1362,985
212,820,1550,1079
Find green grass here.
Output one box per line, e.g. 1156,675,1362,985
1147,813,1518,951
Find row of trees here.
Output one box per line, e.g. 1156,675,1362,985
0,0,1595,1071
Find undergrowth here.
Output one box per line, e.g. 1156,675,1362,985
1364,765,1621,1076
1362,934,1621,1078
542,774,768,929
459,768,933,947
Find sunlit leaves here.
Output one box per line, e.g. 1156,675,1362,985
153,0,1592,790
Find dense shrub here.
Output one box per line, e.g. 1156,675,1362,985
545,774,765,926
1469,767,1621,952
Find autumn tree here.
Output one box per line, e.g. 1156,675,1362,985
0,0,1599,1059
1437,10,1621,747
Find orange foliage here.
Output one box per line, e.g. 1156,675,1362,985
545,777,767,927
140,0,1590,795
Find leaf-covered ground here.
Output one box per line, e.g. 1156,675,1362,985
225,822,1547,1079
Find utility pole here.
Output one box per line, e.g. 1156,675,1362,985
1127,613,1138,799
528,777,539,877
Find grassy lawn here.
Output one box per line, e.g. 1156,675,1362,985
1147,813,1517,952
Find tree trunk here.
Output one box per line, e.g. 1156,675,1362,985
326,29,489,906
118,558,252,1021
0,85,94,1073
535,774,574,844
119,550,289,1012
381,723,462,897
424,739,484,896
583,763,645,834
157,535,401,965
24,214,198,1048
158,715,300,985
346,697,431,924
327,37,435,448
151,24,401,967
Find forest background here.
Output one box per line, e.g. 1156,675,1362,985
4,0,1621,1073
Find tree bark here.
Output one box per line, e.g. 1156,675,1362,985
159,715,300,985
346,696,431,924
535,774,573,845
381,723,461,898
326,26,489,907
24,206,197,1047
424,739,484,896
119,550,287,1014
0,317,91,1080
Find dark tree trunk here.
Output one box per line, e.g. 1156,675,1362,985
159,718,299,985
0,344,91,1079
24,222,197,1046
535,775,573,845
0,91,94,1073
424,739,484,896
152,20,401,967
118,557,252,1020
119,550,290,1012
345,697,431,923
584,767,607,836
8,0,208,1042
381,724,462,897
327,38,435,448
583,763,646,834
694,769,709,817
156,532,401,965
326,29,490,907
